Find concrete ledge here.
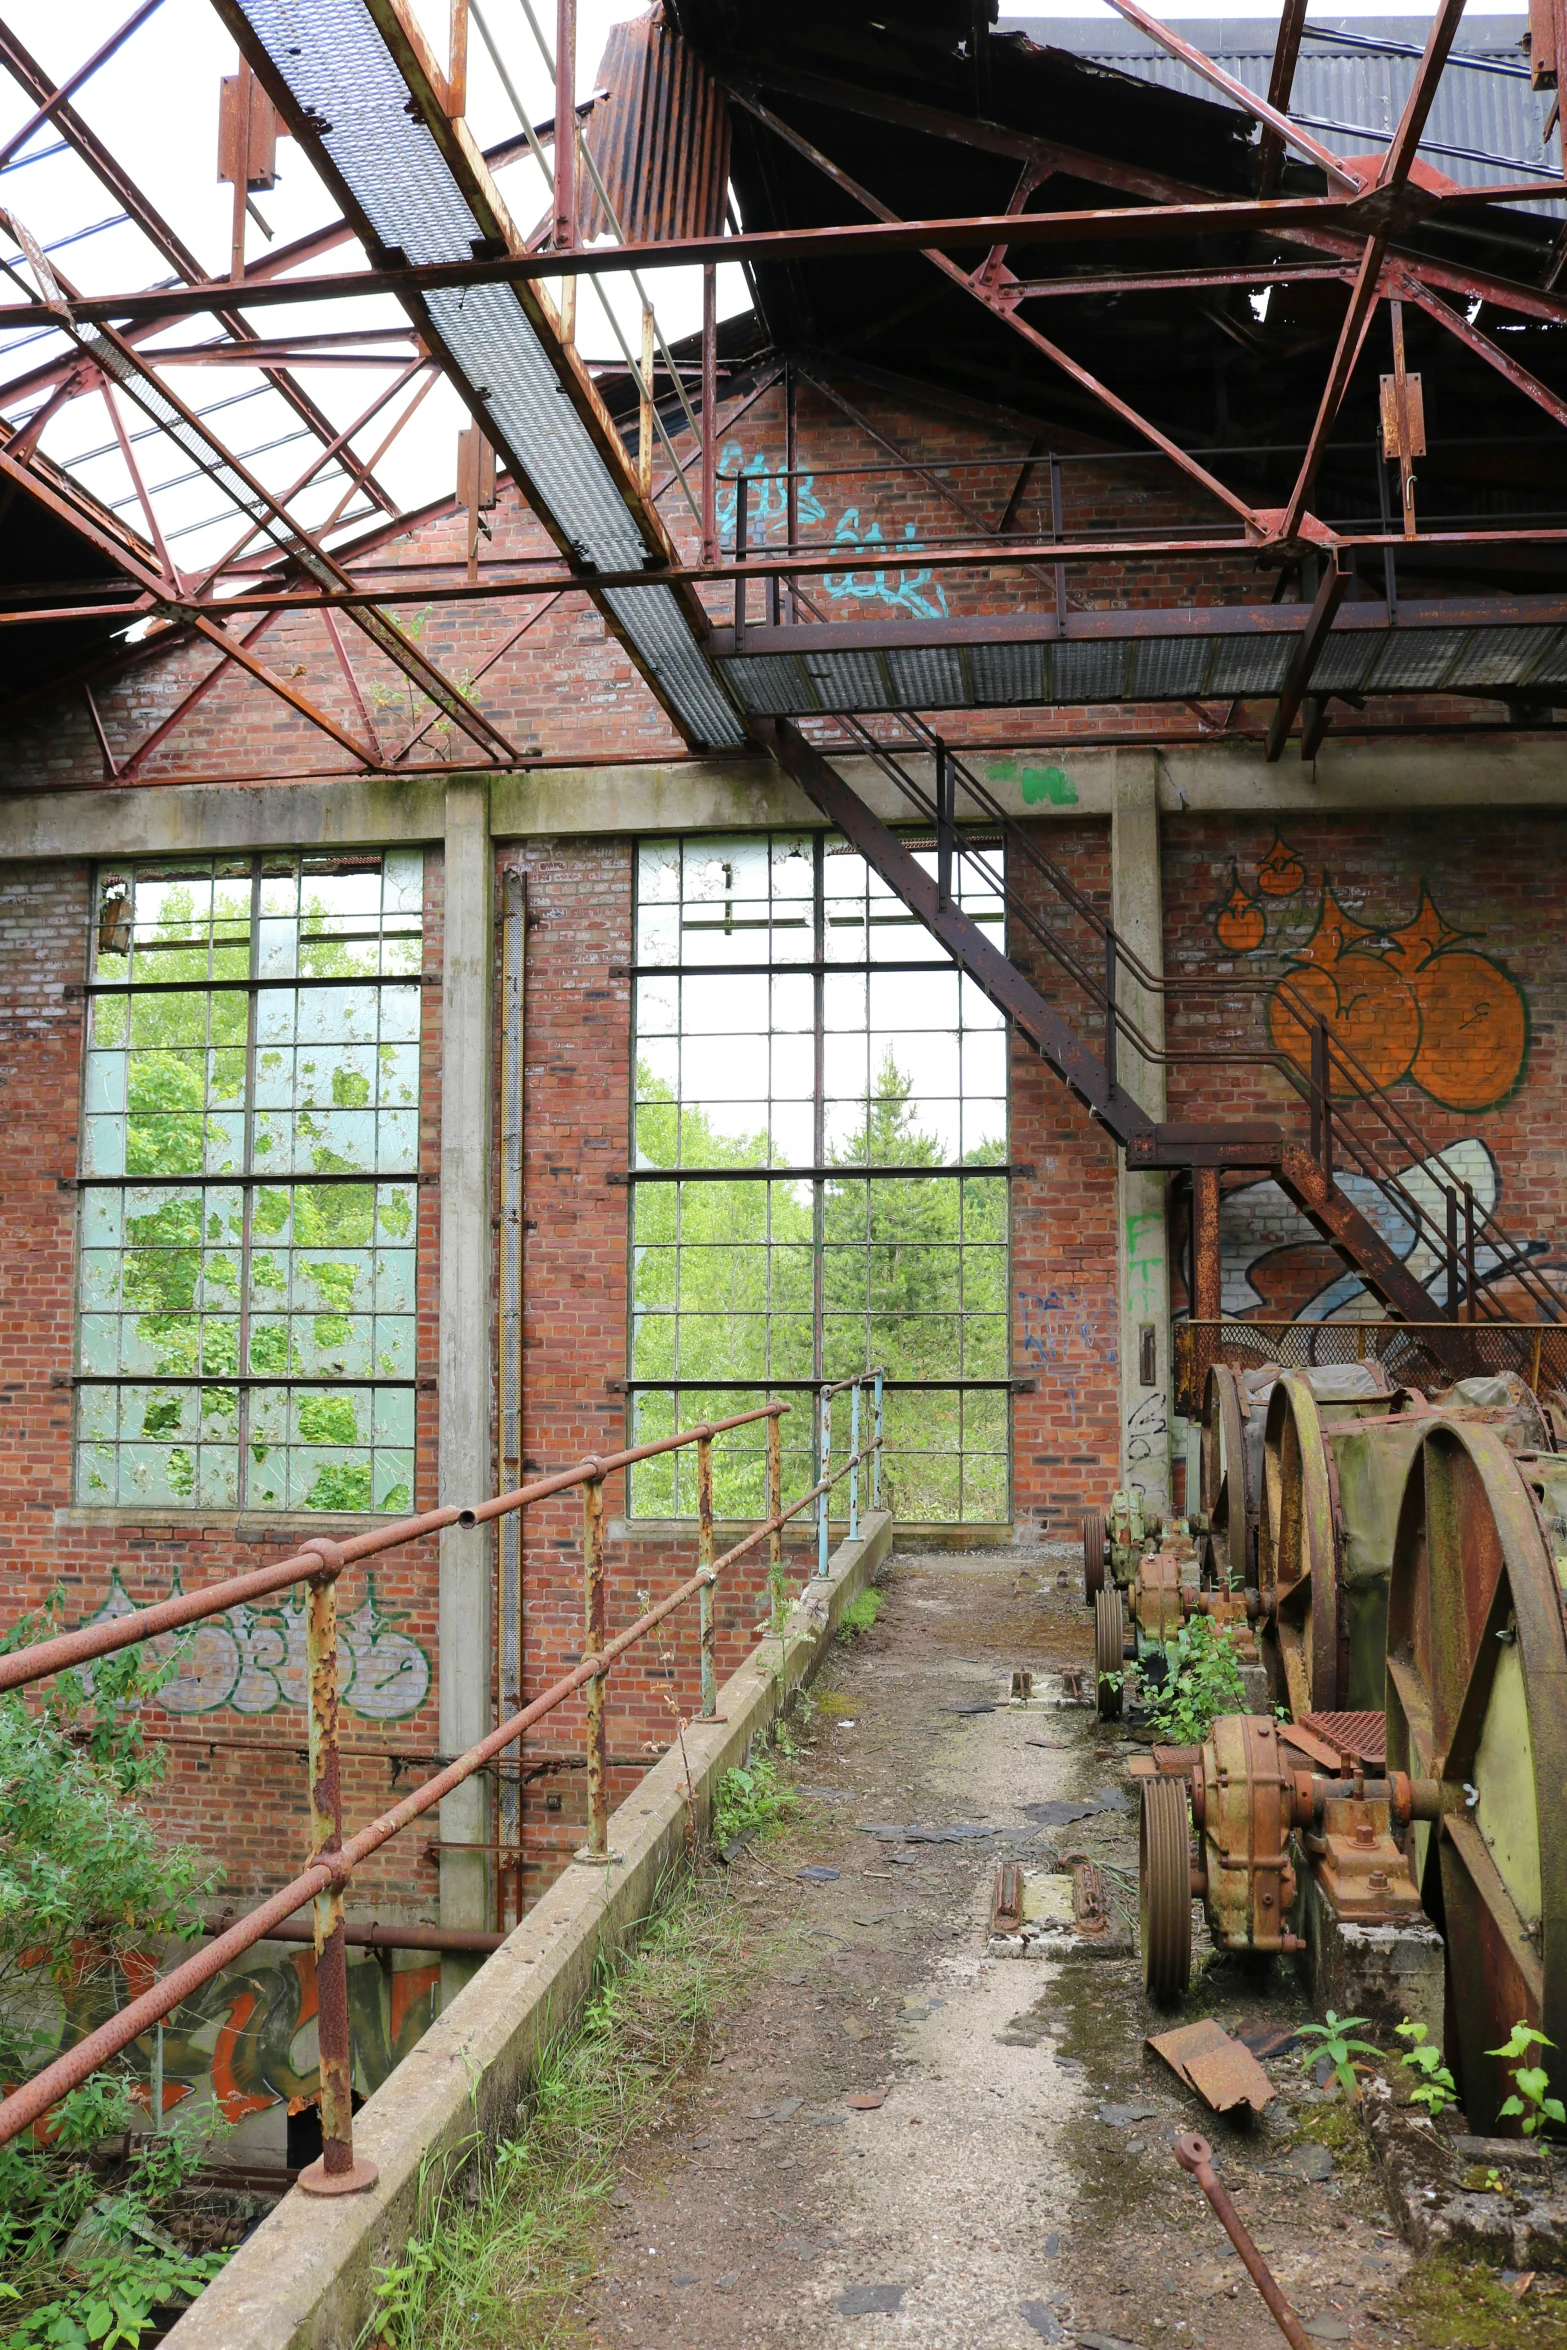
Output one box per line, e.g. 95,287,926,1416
163,1511,892,2350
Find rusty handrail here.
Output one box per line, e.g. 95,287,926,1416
0,1407,884,2179
0,1402,784,1698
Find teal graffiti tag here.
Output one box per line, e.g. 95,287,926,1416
716,443,947,618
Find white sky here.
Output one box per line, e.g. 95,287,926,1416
0,2,1528,571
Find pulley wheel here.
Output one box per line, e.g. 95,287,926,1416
1201,1364,1250,1589
1094,1585,1125,1722
1140,1774,1192,1998
1258,1375,1338,1720
1083,1507,1106,1604
1385,1421,1567,2131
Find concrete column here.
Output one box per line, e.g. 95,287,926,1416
437,779,494,1987
1110,753,1172,1517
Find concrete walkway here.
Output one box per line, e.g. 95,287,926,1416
587,1549,1422,2350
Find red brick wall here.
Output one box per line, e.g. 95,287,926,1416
1162,810,1567,1320
1007,819,1122,1537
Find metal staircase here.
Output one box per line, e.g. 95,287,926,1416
761,716,1561,1342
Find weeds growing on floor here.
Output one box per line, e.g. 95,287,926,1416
364,1866,758,2350
838,1587,883,1640
712,1750,795,1849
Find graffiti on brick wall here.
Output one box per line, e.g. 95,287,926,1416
25,1941,437,2131
716,441,950,620
77,1570,431,1719
1017,1286,1109,1406
1217,1135,1558,1319
1210,837,1529,1111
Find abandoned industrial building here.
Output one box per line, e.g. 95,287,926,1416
1,0,1566,2342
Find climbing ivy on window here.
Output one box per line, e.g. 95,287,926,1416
75,853,423,1512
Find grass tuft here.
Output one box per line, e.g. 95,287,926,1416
363,1866,756,2350
838,1587,884,1640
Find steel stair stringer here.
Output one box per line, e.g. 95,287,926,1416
764,719,1462,1341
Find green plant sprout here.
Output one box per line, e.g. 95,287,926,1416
1143,1616,1247,1746
1296,2011,1381,2096
1395,2019,1459,2118
838,1587,883,1641
1488,2023,1566,2136
711,1751,795,1850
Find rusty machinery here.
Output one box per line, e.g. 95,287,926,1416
1093,1518,1258,1726
1139,1414,1567,2132
1257,1368,1553,1721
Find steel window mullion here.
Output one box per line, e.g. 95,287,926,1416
236,857,261,1507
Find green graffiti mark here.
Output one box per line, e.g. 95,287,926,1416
1020,764,1078,807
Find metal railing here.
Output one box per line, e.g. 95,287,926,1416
816,1369,885,1575
0,1390,886,2182
1173,1318,1567,1416
819,710,1561,1331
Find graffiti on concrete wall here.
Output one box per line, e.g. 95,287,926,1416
716,441,950,620
25,1941,437,2134
77,1570,431,1720
1210,837,1530,1113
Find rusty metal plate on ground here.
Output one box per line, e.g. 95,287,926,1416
1148,2018,1275,2113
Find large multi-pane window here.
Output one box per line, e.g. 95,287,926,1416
75,852,423,1513
629,832,1010,1521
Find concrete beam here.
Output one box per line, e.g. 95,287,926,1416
1110,753,1171,1518
159,1510,894,2350
3,732,1567,864
437,781,494,1979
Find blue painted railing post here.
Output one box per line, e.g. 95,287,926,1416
873,1370,884,1511
817,1385,830,1575
849,1381,860,1541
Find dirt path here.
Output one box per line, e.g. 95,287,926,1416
581,1550,1489,2350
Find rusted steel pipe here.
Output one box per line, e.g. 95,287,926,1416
202,1915,505,1954
0,1416,878,2146
0,1401,786,1694
299,1546,376,2196
1174,2133,1313,2350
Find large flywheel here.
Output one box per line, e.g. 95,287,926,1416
1258,1368,1417,1720
1199,1364,1251,1587
1385,1420,1567,2131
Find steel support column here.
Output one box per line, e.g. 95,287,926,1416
1109,753,1171,1517
437,778,495,1997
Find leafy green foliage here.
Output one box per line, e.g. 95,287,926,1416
0,1615,229,2344
1395,2019,1459,2117
838,1588,883,1641
711,1752,795,1850
630,1051,1007,1523
1142,1616,1247,1746
1488,2023,1566,2135
1295,2010,1381,2096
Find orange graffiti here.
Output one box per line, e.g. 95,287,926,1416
1214,872,1265,952
1410,950,1528,1109
1264,877,1528,1110
1267,886,1419,1093
1258,832,1306,896
211,1988,276,2124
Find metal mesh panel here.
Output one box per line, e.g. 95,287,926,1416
1205,635,1295,694
719,654,818,713
800,650,893,709
1130,634,1217,698
1363,630,1467,690
1054,640,1132,702
1310,632,1380,693
883,646,968,707
1445,625,1560,689
967,642,1047,704
1172,1318,1567,1417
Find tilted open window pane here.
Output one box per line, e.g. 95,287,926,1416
628,831,1010,1522
76,853,423,1513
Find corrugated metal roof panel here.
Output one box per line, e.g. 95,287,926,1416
1364,628,1468,688
801,649,894,708
1002,15,1562,207
723,654,819,713
1056,639,1133,699
1130,633,1219,697
581,12,730,243
884,645,968,704
1446,623,1559,685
